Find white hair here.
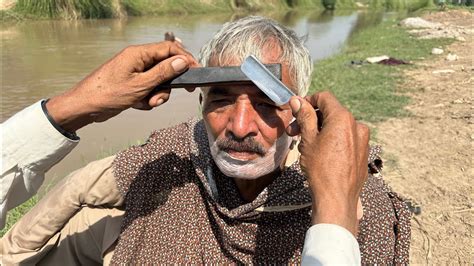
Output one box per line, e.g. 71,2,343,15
199,16,312,96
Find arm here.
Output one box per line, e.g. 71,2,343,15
287,92,369,265
1,156,124,265
0,101,78,228
1,41,198,228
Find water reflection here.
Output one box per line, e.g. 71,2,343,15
0,10,385,184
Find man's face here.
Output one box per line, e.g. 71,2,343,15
202,52,295,179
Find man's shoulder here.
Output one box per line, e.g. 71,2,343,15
147,118,199,145
112,118,203,196
119,118,201,157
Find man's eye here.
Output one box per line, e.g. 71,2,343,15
213,99,230,103
255,102,277,110
210,99,232,106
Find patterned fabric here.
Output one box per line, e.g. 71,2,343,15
111,118,410,264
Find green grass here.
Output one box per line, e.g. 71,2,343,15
365,0,435,11
121,0,232,16
0,9,25,21
309,18,453,123
0,196,38,237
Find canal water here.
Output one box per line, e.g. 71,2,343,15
0,10,384,186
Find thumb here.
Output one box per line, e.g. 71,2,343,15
289,96,319,143
141,55,190,85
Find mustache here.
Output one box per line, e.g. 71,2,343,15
216,136,266,156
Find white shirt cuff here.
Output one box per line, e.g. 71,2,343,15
301,223,361,266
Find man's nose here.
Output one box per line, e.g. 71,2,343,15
227,102,258,140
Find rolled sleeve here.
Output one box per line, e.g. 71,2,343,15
1,100,79,228
301,224,361,266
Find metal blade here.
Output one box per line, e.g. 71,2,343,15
241,55,295,106
159,64,281,88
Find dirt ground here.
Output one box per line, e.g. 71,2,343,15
376,10,473,264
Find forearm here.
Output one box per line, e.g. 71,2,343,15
311,194,359,236
46,91,98,133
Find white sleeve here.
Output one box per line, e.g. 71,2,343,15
0,100,79,228
301,223,361,266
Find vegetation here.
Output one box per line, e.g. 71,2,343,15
12,0,122,19
364,0,435,11
2,0,444,20
310,18,452,123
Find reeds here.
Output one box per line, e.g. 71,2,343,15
363,0,435,10
14,0,118,19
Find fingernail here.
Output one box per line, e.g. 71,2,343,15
171,58,187,72
290,97,302,115
155,98,164,106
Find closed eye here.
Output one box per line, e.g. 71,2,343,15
254,101,282,111
211,98,232,104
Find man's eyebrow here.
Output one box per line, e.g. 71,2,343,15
207,87,231,97
208,86,272,101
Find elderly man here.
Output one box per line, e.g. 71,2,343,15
1,16,410,264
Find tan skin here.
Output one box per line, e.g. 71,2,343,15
202,86,293,202
45,40,368,236
46,41,198,132
203,47,295,202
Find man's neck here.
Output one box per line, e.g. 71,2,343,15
232,169,280,203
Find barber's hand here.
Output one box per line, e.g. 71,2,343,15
286,92,369,236
46,41,198,132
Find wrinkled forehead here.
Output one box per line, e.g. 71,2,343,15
206,37,283,67
201,50,295,99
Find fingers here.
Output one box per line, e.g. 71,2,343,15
120,41,197,74
310,91,346,124
164,32,184,48
285,120,300,136
132,88,171,110
139,55,190,86
356,123,370,184
132,100,153,110
173,37,184,49
139,41,198,69
148,88,171,108
132,90,171,110
126,42,197,110
288,96,319,143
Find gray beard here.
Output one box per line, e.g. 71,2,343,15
206,129,292,180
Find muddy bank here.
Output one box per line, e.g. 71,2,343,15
377,10,473,264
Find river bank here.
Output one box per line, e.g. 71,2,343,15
312,9,473,263
0,0,437,20
376,9,473,263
